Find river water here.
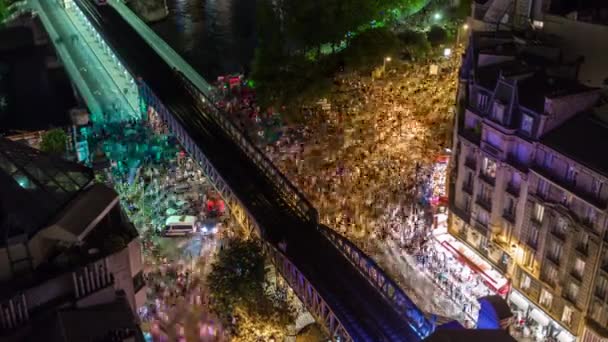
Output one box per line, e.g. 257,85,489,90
150,0,257,81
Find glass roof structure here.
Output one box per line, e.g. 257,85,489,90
0,137,94,243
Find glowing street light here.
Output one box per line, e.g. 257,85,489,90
433,12,442,21
382,56,391,73
443,48,452,57
463,23,469,30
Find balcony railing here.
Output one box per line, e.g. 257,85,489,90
575,244,589,256
531,164,608,210
476,196,492,212
449,202,471,224
472,219,489,234
459,129,481,145
462,181,474,194
550,228,566,241
478,172,496,186
506,182,520,197
503,209,516,223
481,141,504,160
546,253,560,266
506,154,529,173
464,157,477,170
526,238,538,250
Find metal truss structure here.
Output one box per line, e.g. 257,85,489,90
318,225,436,339
137,76,435,340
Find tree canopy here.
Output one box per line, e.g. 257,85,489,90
40,128,67,155
207,239,294,337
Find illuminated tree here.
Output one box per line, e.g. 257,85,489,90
207,239,295,337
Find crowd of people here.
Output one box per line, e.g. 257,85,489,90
220,48,460,254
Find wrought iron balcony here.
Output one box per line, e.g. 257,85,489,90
503,209,516,224
462,181,474,195
550,227,566,242
478,171,496,186
506,154,529,173
472,218,489,235
506,182,520,197
450,202,471,224
464,157,477,170
459,128,481,145
476,196,492,212
532,163,607,210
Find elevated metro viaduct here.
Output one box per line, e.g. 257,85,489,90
72,0,436,340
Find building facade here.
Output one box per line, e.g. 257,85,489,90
0,137,145,341
449,29,608,341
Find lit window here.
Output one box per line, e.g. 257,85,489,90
492,101,505,123
521,114,534,134
573,258,586,278
566,166,578,184
567,284,579,303
482,157,497,178
532,20,544,29
579,233,589,253
596,276,608,299
537,179,549,197
586,206,597,226
542,264,558,286
562,305,574,325
533,203,545,222
521,273,531,290
548,240,562,261
540,289,553,308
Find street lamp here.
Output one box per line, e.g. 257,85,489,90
382,56,391,73
433,12,442,21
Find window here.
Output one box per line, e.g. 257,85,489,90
586,206,597,226
548,240,562,262
573,258,586,279
492,101,505,123
521,273,532,290
596,276,608,299
592,179,603,198
562,306,574,326
591,301,603,322
566,166,578,185
578,233,589,254
524,249,534,268
561,192,572,207
566,284,580,303
553,217,568,237
540,289,553,308
505,198,515,216
528,226,540,247
477,93,488,111
533,203,545,223
543,152,554,169
521,114,534,134
537,179,549,198
478,209,490,226
482,157,497,179
542,264,558,286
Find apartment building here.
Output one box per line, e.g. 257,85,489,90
449,29,608,341
0,137,146,341
470,0,608,87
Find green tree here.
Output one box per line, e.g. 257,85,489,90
207,239,294,333
40,128,67,155
342,27,402,72
427,25,448,46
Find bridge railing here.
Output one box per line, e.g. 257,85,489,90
317,224,436,339
175,71,318,224
264,242,353,342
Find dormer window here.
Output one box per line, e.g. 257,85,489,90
521,114,534,135
492,101,505,124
